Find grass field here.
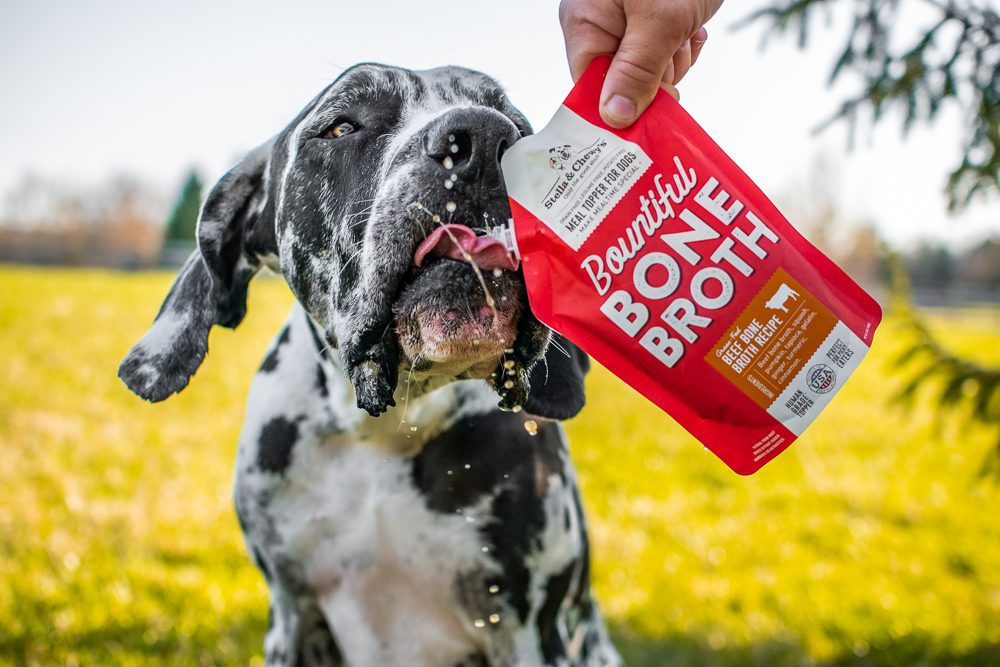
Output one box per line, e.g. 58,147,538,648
0,265,998,666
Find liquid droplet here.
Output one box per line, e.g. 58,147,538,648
464,463,471,469
450,173,458,182
524,420,538,436
481,546,489,553
432,214,441,222
445,201,457,213
444,180,453,189
503,360,515,369
450,144,459,154
410,426,417,432
503,380,514,389
443,156,454,170
492,268,503,278
489,614,501,624
511,405,522,413
447,470,453,475
473,619,486,628
448,134,456,142
488,585,500,594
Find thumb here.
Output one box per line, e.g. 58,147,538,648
600,20,684,128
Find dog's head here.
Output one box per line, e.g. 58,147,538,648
119,63,588,420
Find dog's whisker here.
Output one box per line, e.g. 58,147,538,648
344,209,377,225
340,244,365,274
345,203,378,217
548,337,572,358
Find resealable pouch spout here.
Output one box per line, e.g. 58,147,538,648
500,56,882,475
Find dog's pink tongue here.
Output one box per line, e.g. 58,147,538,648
414,224,519,271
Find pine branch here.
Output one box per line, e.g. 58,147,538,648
885,250,1000,475
740,0,1000,211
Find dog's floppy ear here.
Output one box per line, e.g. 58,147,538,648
523,332,590,421
118,140,274,402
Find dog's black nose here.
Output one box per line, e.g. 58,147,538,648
424,108,520,186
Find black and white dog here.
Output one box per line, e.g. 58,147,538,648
119,63,621,667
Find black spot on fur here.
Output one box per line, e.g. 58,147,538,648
306,317,330,359
537,561,577,663
297,608,343,667
570,484,592,609
251,545,273,582
257,417,300,473
411,409,565,623
315,364,329,397
260,326,291,372
412,408,564,512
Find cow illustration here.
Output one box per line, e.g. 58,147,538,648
765,283,799,312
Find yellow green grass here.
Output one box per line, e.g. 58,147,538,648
0,266,997,666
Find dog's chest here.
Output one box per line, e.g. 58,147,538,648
277,442,492,581
270,439,496,653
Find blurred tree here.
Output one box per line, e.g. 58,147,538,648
741,0,999,211
743,1,1000,473
0,174,162,267
163,171,202,244
839,222,889,289
956,236,1000,287
887,251,1000,473
905,241,955,288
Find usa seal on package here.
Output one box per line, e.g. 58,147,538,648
500,56,882,475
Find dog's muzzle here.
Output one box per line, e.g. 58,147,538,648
391,109,525,378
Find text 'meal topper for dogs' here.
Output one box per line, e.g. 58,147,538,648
499,56,882,475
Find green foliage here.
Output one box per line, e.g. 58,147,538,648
163,172,203,244
740,0,1000,211
1,267,999,665
885,252,1000,474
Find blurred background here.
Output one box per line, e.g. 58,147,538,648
0,1,997,665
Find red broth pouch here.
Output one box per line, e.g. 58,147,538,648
499,56,882,474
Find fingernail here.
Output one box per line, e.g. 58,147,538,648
603,95,637,126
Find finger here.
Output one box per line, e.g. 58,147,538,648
559,0,624,83
661,81,680,102
661,58,676,89
690,27,708,67
600,20,684,128
671,39,694,85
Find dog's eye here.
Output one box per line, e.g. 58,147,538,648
324,121,356,139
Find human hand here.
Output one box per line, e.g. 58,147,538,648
559,0,723,127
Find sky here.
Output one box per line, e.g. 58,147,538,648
0,0,995,249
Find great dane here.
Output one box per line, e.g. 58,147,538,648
119,63,621,667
